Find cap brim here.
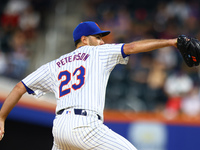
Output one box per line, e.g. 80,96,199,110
101,31,110,37
92,31,110,37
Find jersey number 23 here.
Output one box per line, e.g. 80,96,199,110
58,66,85,97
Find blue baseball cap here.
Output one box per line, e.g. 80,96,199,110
73,21,110,42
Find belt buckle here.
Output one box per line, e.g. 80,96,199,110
74,109,87,116
73,109,101,120
81,110,87,116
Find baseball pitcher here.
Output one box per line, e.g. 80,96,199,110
0,21,179,149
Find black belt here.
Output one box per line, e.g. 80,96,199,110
57,108,101,120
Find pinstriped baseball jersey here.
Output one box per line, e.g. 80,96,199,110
22,43,128,118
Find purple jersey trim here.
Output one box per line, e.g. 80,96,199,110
21,81,34,94
121,44,129,58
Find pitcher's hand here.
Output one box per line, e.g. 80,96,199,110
0,119,5,141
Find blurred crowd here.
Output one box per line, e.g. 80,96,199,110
83,0,200,119
0,0,200,119
0,0,52,80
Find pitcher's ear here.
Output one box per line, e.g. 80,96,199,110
81,36,88,45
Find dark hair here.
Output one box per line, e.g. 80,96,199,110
75,39,81,47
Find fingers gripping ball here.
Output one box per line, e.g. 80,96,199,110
177,35,200,67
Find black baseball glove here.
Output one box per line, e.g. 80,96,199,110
177,35,200,67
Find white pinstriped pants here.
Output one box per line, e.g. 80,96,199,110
52,109,137,150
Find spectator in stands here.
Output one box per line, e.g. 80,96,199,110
164,71,193,119
3,29,30,80
19,5,40,41
181,86,200,118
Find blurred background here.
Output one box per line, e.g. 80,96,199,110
0,0,200,149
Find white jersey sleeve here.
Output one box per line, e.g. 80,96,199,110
22,63,54,98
